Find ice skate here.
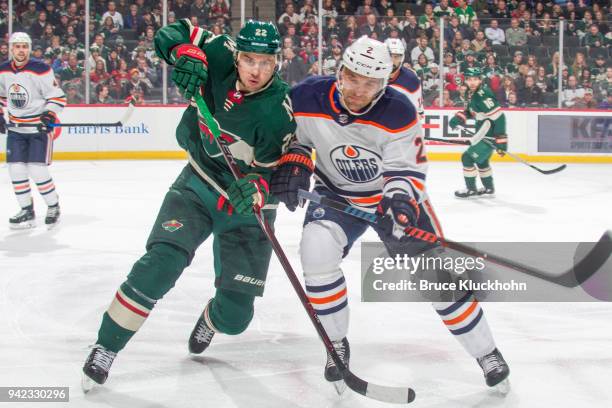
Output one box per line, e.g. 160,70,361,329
477,348,510,394
324,337,350,395
454,188,480,199
82,345,117,393
478,187,495,198
188,301,216,354
9,205,35,229
45,204,60,229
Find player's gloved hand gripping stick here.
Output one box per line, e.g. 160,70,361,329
193,93,416,404
298,189,611,289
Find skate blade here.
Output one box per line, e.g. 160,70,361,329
9,221,36,230
81,374,96,394
332,380,347,395
46,220,60,230
491,378,510,395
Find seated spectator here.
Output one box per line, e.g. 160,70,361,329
445,64,464,93
506,18,527,46
125,68,151,99
210,0,230,25
278,3,300,26
505,51,524,78
323,18,340,42
505,91,519,107
491,0,511,20
173,0,191,20
106,49,121,73
0,43,9,64
593,67,612,100
518,75,542,106
534,66,552,93
432,89,456,107
454,0,477,26
464,19,482,41
60,53,84,86
485,20,505,44
88,45,106,72
582,24,605,48
460,50,481,72
434,0,455,20
574,88,598,109
356,0,379,16
497,76,517,105
111,59,131,99
471,30,488,53
281,47,307,86
418,3,435,31
21,1,39,30
445,15,466,44
422,63,440,92
90,59,111,87
65,83,84,104
401,15,420,43
93,84,116,104
39,24,57,50
124,4,142,30
414,53,431,79
594,10,609,36
359,13,382,38
562,75,585,107
30,11,49,39
524,54,538,77
321,0,338,20
572,52,588,82
137,12,159,36
102,1,123,29
411,36,434,65
45,1,61,26
537,13,556,36
99,16,119,40
590,54,608,81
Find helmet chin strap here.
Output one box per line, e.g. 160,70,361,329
335,65,385,117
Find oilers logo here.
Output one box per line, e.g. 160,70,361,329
8,84,29,109
330,145,381,183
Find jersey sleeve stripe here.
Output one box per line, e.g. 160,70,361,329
328,83,341,113
391,83,420,94
354,117,417,133
382,170,426,181
294,112,333,120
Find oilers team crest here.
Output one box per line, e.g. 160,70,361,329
330,144,382,183
8,83,29,109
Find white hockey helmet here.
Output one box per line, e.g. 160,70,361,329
384,38,405,57
341,36,392,83
9,32,32,47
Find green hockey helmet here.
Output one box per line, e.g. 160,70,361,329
236,20,281,55
464,67,482,78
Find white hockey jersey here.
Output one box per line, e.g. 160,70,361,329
290,76,427,211
0,59,66,134
388,66,424,116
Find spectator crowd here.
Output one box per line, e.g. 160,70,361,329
0,0,232,104
276,0,612,109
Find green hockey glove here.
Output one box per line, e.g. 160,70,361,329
171,44,209,99
449,111,468,130
227,174,270,215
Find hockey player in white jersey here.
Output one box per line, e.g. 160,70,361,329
271,36,509,392
0,32,65,229
384,38,424,117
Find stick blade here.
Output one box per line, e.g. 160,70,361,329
344,371,416,404
538,164,567,175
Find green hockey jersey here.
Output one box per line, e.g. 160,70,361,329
154,19,296,194
464,84,506,137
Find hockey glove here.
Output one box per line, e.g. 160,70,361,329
40,111,58,133
270,149,314,211
171,44,209,100
0,109,6,134
227,173,270,215
375,193,420,242
495,135,508,156
449,111,468,130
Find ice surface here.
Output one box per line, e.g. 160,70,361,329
1,160,611,408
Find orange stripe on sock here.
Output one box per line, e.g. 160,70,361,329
444,299,478,326
308,288,347,305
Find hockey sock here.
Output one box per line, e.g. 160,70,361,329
477,163,494,190
305,275,349,341
8,163,32,208
28,164,58,207
432,291,496,359
208,288,255,335
97,282,156,353
463,167,478,190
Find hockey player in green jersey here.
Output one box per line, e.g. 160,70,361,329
82,19,296,391
449,67,508,198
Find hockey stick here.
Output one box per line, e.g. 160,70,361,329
298,189,612,288
424,136,471,145
458,127,567,175
193,94,415,404
7,100,136,130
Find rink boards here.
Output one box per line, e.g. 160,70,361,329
0,106,610,163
